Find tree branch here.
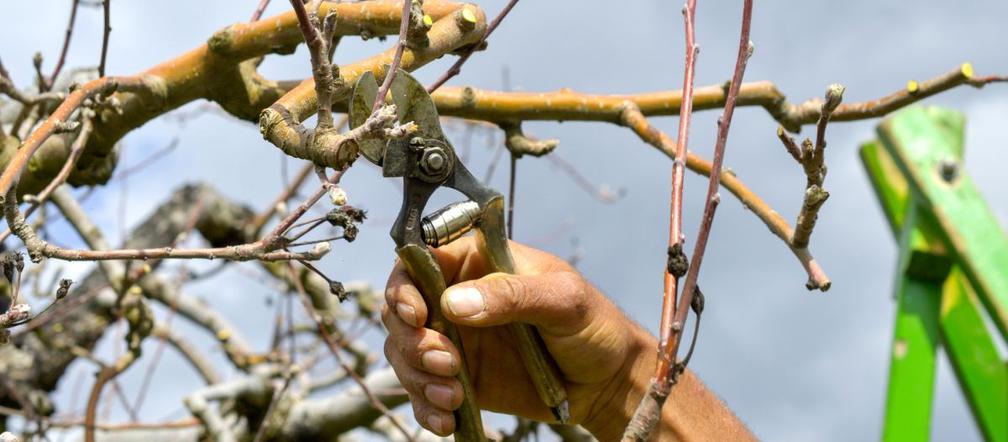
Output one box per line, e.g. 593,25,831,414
427,0,519,92
621,105,831,290
428,63,1004,129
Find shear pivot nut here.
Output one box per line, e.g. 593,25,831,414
419,146,452,181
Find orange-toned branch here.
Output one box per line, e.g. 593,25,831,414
266,5,486,123
0,76,148,198
1,1,469,197
260,4,486,168
428,63,1004,130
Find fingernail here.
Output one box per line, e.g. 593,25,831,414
396,303,418,327
445,287,484,318
427,414,445,434
425,384,455,409
421,350,455,375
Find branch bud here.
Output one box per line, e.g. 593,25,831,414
823,84,845,113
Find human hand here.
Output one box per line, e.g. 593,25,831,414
382,237,653,438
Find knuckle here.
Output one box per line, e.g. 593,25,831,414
496,275,528,311
384,284,398,304
395,336,413,364
555,271,590,317
383,338,396,362
380,303,392,324
411,401,434,431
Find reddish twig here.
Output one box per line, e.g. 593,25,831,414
427,0,519,92
624,1,754,439
657,0,699,364
251,162,315,235
250,0,272,22
373,0,414,111
286,264,415,442
98,0,111,77
669,0,754,388
49,0,82,89
85,352,140,442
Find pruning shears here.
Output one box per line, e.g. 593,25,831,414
349,69,569,439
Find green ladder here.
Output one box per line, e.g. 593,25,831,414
861,106,1008,441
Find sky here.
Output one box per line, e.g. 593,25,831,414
2,1,1007,440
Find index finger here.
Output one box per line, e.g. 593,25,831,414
385,236,486,327
385,260,429,328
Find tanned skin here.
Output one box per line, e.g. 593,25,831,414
382,237,755,441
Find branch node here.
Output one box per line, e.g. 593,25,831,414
501,122,559,157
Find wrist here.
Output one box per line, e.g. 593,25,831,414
581,326,662,441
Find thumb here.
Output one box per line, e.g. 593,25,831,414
441,271,589,336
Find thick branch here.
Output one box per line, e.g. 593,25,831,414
427,63,1003,129
1,2,470,196
263,4,486,126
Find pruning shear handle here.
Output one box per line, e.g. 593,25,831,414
351,69,570,439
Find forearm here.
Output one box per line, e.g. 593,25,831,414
584,327,755,441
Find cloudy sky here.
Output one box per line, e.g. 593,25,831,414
2,1,1006,440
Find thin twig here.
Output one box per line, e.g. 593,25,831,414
0,116,95,244
545,155,622,203
4,172,344,263
110,138,179,182
507,153,516,238
49,0,82,89
623,1,754,440
250,0,272,22
427,0,519,92
98,0,111,77
373,0,414,111
252,163,315,235
789,84,844,249
85,352,141,442
251,375,292,442
483,143,505,183
657,0,699,362
671,0,754,386
286,264,415,442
